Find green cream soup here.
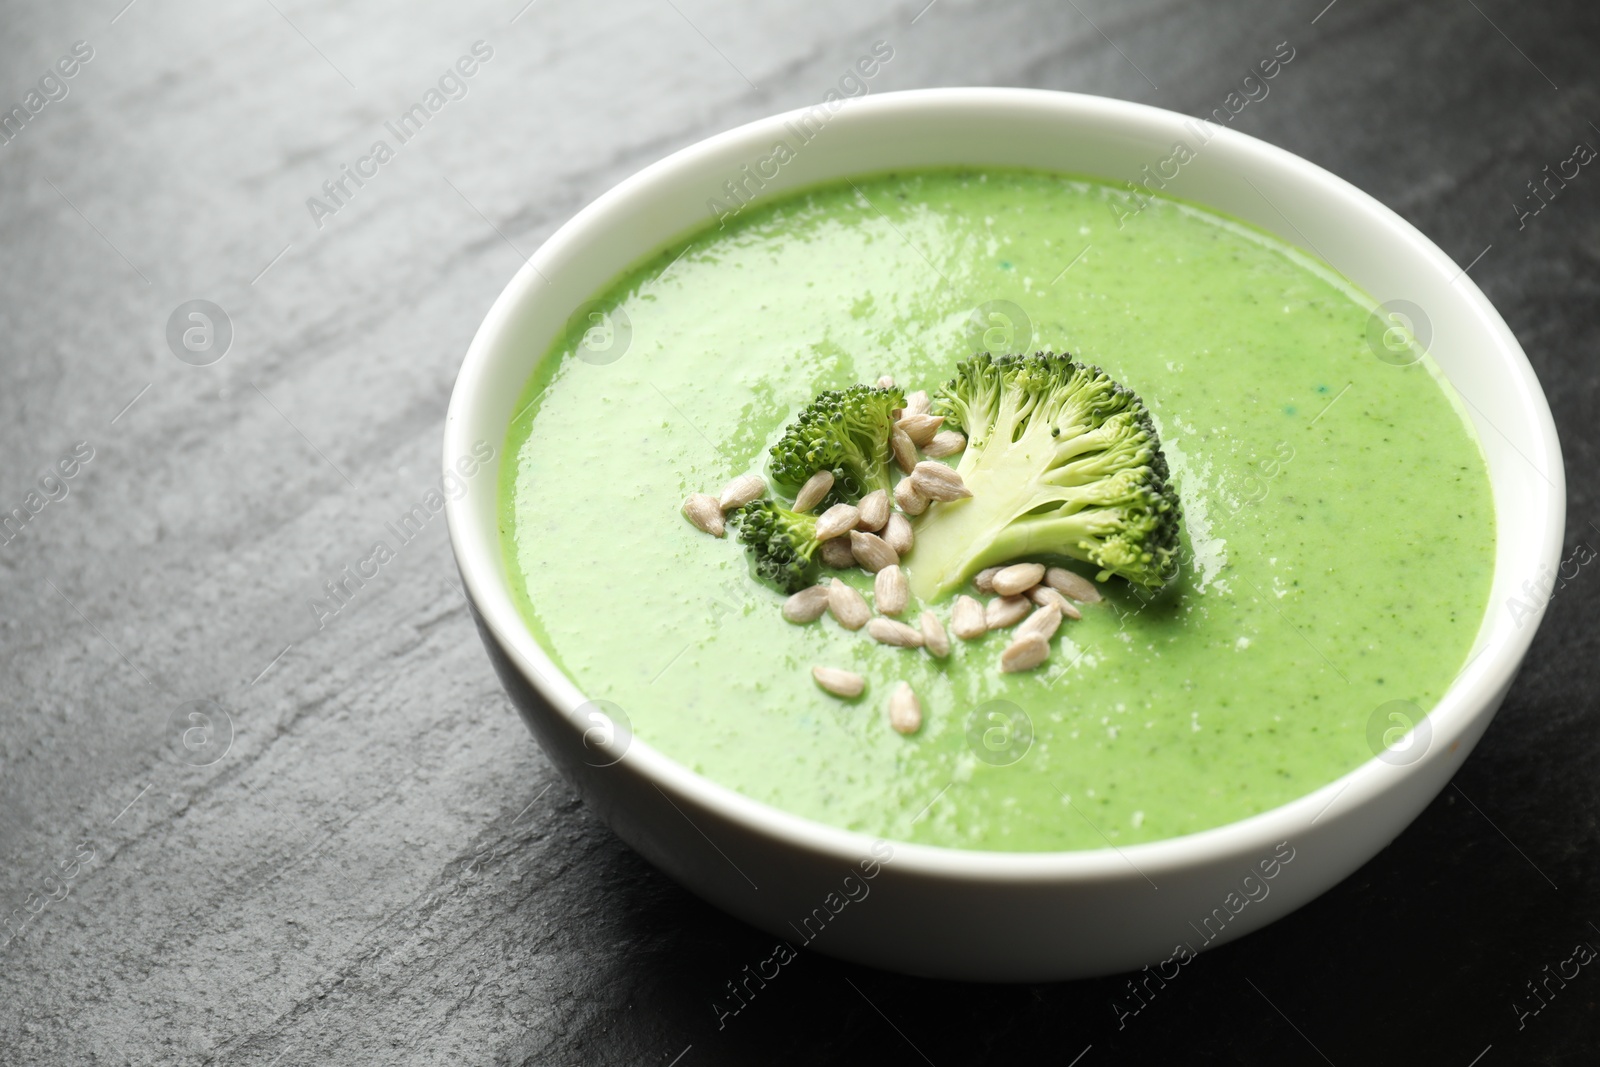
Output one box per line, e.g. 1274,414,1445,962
500,169,1494,852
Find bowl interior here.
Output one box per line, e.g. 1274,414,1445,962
445,87,1563,877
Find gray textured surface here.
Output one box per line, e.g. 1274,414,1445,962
3,0,1598,1063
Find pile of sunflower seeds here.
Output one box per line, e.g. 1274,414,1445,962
681,376,1102,735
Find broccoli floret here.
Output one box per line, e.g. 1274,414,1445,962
768,383,905,508
731,499,824,594
905,352,1182,600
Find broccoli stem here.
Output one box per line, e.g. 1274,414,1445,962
906,415,1063,601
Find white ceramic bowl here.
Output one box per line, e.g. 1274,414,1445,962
444,88,1564,981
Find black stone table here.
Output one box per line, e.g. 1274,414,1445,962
3,0,1597,1063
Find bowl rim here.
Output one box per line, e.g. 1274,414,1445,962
444,86,1564,881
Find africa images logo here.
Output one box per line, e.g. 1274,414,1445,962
0,40,94,149
304,41,495,230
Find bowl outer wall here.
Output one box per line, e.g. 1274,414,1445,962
444,88,1565,981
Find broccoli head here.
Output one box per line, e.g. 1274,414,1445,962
730,499,824,594
905,352,1182,600
768,383,905,508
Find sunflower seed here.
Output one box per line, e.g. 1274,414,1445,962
874,564,909,616
1000,633,1050,673
1029,584,1083,619
1017,604,1062,642
819,537,855,568
828,578,871,630
849,530,899,573
888,681,922,734
867,617,923,648
951,595,987,639
896,413,944,447
718,473,765,511
1045,566,1102,603
815,503,860,541
992,562,1045,597
793,470,835,513
974,566,1002,593
903,390,931,418
911,461,972,501
985,594,1031,629
893,476,929,516
883,512,914,555
782,585,831,623
857,489,890,532
683,493,724,537
891,427,917,474
813,666,865,698
876,374,896,389
920,610,950,658
923,431,966,458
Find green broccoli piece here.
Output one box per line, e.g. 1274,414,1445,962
730,499,824,594
905,352,1182,601
768,383,905,508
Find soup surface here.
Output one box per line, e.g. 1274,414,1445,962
500,168,1494,851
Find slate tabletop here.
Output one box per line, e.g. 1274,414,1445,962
3,0,1598,1063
